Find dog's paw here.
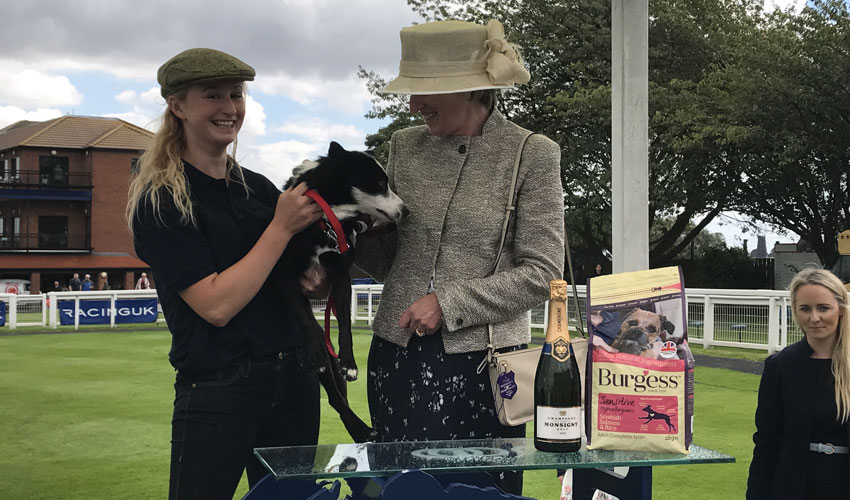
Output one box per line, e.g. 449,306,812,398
341,367,358,382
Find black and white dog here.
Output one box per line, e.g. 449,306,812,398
273,141,406,442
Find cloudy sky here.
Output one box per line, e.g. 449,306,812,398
1,0,806,249
0,0,422,187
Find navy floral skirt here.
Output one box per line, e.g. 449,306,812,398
367,333,525,441
366,333,525,493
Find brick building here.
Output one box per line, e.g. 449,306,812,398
0,116,152,292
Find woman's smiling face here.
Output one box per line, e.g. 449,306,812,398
408,92,481,137
794,283,842,345
169,80,245,151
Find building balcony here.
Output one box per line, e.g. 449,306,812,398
0,232,91,252
0,169,92,201
0,170,92,189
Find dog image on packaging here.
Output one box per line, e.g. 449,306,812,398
585,266,694,454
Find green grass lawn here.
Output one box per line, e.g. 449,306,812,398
0,328,758,499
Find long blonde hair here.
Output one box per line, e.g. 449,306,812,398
126,84,248,234
789,268,850,423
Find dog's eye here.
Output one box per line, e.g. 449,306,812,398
628,320,638,327
646,326,657,333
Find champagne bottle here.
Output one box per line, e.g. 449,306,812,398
534,279,582,452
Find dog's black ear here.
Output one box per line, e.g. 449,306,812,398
328,141,346,157
660,315,676,336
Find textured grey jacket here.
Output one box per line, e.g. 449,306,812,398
355,110,565,354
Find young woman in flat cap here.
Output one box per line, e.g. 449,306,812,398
127,48,324,500
356,20,565,494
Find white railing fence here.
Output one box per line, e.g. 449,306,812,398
0,293,47,328
0,290,160,330
2,285,803,353
346,285,801,354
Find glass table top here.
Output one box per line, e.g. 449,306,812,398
255,438,734,480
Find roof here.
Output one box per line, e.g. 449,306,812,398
0,115,153,152
0,254,149,270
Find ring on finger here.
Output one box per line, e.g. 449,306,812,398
415,328,425,336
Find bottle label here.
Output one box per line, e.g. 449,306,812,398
536,406,581,440
553,338,571,362
543,339,572,362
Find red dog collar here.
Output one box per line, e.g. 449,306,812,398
304,189,349,253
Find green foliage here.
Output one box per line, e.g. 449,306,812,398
361,0,850,271
717,0,850,267
676,246,772,288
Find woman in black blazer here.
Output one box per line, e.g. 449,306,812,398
747,269,850,499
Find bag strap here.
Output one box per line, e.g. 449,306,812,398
477,130,533,375
565,231,586,338
488,131,533,277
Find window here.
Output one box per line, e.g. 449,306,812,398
39,156,69,187
1,158,20,181
39,215,67,248
131,158,140,174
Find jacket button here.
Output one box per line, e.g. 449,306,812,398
456,318,463,326
458,144,467,154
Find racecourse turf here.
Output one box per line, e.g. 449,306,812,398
0,328,756,499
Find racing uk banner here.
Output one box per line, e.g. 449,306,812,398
58,298,158,325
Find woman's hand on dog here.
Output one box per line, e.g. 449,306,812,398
272,182,323,239
399,293,443,336
300,262,331,299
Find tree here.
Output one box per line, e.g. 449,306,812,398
363,0,850,271
361,0,770,273
717,0,850,267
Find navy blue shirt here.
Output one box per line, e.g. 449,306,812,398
133,163,301,377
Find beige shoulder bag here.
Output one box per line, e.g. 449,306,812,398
478,131,588,426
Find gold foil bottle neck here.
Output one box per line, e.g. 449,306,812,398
549,279,568,302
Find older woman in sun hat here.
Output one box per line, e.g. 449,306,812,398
356,19,565,494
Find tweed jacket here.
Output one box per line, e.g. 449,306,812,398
355,110,565,354
747,339,850,499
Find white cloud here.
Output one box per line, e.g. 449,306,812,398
114,90,137,104
0,0,416,84
140,87,162,105
0,65,83,108
239,116,369,188
241,95,267,139
274,117,365,148
256,72,374,115
0,106,63,129
767,0,807,13
242,140,320,188
104,108,159,131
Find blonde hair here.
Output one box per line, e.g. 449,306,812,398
126,84,249,234
789,268,850,423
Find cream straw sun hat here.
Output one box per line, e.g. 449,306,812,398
382,19,531,95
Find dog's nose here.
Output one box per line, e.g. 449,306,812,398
401,205,410,218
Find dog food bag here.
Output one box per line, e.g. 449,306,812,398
584,266,694,454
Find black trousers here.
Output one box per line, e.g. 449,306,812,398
169,351,320,500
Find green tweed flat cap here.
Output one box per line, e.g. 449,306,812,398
157,48,255,97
